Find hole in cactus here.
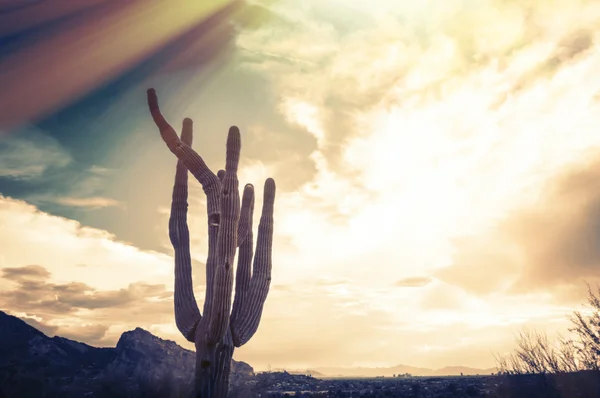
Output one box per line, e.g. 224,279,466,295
225,261,230,271
209,213,220,227
201,360,211,369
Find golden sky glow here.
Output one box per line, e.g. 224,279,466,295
3,0,600,372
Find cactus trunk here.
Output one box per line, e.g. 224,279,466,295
147,89,276,397
213,334,235,396
194,332,234,397
194,342,216,397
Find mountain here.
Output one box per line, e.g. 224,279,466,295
0,310,253,397
305,364,497,378
273,368,325,377
309,364,430,378
431,366,497,376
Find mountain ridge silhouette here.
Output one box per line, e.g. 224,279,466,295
0,310,253,397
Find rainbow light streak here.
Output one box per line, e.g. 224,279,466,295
0,0,240,130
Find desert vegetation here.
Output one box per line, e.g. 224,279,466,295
496,283,600,375
147,89,276,398
493,283,600,397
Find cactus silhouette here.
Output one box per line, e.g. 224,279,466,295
147,89,276,397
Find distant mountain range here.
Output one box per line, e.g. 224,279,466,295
0,311,253,397
0,309,498,397
279,364,497,378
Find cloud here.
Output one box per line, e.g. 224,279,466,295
5,0,600,371
434,232,522,296
49,196,123,209
434,153,600,300
0,195,172,290
0,188,580,370
22,165,123,210
2,271,169,346
231,0,600,287
223,0,600,369
0,195,180,345
2,264,51,280
126,0,600,369
395,276,432,288
1,264,171,325
507,156,600,290
60,324,110,345
20,316,60,336
0,127,123,212
0,126,71,180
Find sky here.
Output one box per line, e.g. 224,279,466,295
1,0,600,371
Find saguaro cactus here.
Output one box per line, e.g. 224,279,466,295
147,89,276,397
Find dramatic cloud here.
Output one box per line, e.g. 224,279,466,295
0,195,178,345
60,324,111,346
20,315,60,336
1,265,169,313
509,157,600,292
0,126,71,179
0,128,122,212
226,0,600,368
4,0,600,371
433,154,600,305
1,263,175,345
2,264,51,280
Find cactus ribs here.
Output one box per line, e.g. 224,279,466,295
147,89,276,398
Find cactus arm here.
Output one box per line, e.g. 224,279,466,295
216,169,249,245
147,89,224,324
230,184,255,335
204,127,241,344
147,89,221,219
231,178,275,346
169,120,202,343
202,189,221,324
236,184,253,246
202,170,227,321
